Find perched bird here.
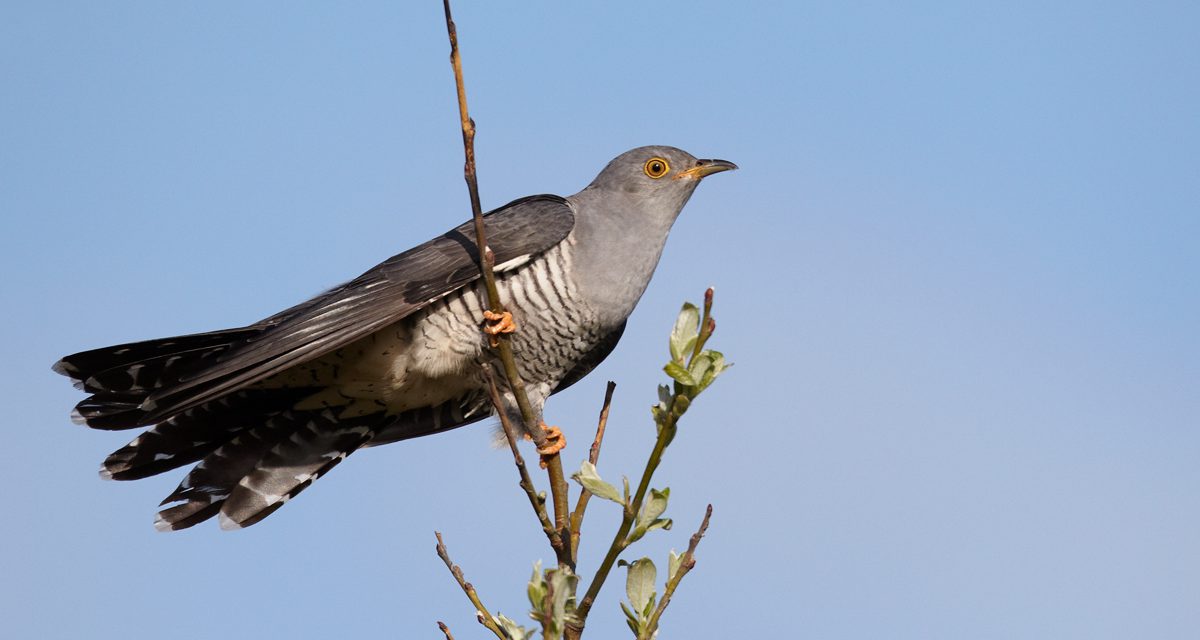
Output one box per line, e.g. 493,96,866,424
54,146,736,531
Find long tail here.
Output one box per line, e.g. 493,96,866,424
155,409,383,531
54,332,380,530
54,332,481,530
54,328,262,430
99,388,314,481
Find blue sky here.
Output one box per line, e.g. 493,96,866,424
3,2,1197,638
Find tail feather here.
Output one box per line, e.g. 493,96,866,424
55,328,265,430
79,342,240,395
155,501,222,532
102,388,315,480
56,328,490,531
53,328,260,381
154,409,384,531
155,418,296,531
71,396,145,430
218,410,379,530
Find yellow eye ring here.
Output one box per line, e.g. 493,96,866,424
643,157,670,179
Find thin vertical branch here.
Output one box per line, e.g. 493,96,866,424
588,382,617,468
437,621,456,640
568,381,617,564
435,532,506,639
441,0,572,560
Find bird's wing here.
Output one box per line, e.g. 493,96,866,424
135,195,575,423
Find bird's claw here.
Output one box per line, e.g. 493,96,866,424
537,424,565,468
482,310,516,347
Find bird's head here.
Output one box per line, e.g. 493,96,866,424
583,145,737,215
565,145,737,323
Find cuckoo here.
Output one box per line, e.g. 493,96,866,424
54,145,736,530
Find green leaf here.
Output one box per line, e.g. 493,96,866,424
637,488,670,531
679,335,697,360
620,601,640,635
642,592,658,619
668,549,683,581
570,461,623,504
664,361,696,386
629,488,670,543
496,613,532,640
669,303,700,361
707,350,727,372
631,521,674,543
694,350,729,392
625,557,657,614
526,561,546,614
689,354,712,387
546,567,577,635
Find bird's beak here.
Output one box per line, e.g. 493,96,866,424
674,158,739,181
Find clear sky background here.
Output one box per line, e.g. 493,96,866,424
3,2,1197,638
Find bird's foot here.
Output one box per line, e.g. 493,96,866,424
537,423,566,468
482,310,516,347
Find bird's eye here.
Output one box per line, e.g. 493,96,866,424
643,157,670,179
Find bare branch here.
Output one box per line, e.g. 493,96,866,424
435,532,506,639
441,0,572,560
639,505,714,639
568,381,617,564
437,621,456,640
589,382,617,467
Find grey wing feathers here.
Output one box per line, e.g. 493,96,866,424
54,195,574,531
112,195,573,424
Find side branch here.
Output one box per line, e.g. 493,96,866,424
571,422,671,629
588,382,617,467
568,381,617,564
639,505,714,639
435,532,506,639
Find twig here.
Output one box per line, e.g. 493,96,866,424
441,0,572,556
690,288,716,363
435,532,506,639
437,621,456,640
588,382,616,468
638,505,713,640
485,366,570,565
568,381,617,564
